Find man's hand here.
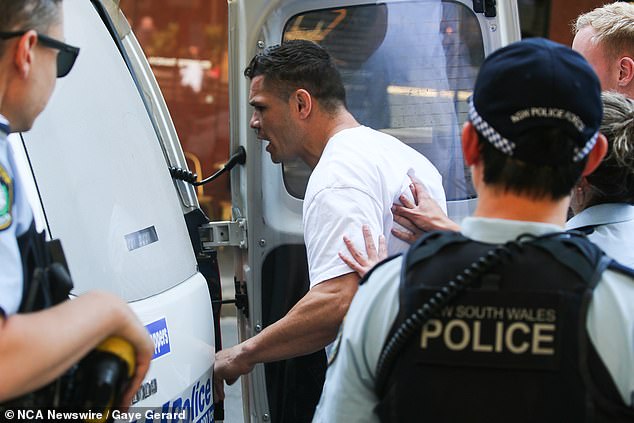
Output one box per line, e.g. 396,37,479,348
211,273,359,402
213,343,254,401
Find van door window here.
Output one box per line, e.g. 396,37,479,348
281,1,483,202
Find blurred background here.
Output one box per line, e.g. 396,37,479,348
120,0,231,222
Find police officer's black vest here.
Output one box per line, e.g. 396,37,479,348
0,222,75,410
16,221,73,312
374,231,634,422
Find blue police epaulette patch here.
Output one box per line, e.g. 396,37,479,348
0,163,13,231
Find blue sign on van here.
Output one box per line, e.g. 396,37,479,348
146,318,171,359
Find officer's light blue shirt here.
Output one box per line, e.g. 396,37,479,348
566,203,634,268
313,217,634,422
0,115,33,316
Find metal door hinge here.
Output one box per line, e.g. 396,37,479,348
199,218,247,251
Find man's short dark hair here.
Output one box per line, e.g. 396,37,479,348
478,128,587,200
244,39,347,113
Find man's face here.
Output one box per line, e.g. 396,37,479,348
12,12,63,132
572,26,617,91
248,75,300,163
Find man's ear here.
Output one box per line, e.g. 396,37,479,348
13,30,38,78
617,56,634,88
293,88,312,119
461,121,481,166
582,133,607,176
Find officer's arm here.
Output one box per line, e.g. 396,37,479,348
214,272,359,386
314,258,402,422
0,291,153,403
392,177,460,244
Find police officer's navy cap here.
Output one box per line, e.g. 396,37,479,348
469,38,602,164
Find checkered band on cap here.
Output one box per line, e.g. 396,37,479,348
468,97,515,156
572,131,598,163
468,97,598,163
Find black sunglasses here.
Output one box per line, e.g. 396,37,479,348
0,31,79,77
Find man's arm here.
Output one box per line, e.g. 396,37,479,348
214,272,359,389
0,291,154,407
212,187,380,398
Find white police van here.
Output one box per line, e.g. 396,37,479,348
10,0,521,422
227,1,520,422
10,0,218,421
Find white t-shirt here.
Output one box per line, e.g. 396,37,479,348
303,125,446,287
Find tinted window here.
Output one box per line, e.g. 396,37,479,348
282,1,483,201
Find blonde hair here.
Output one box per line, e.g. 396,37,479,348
585,91,634,205
574,2,634,60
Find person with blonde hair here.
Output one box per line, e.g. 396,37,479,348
572,2,634,98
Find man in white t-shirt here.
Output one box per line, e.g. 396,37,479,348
213,39,446,402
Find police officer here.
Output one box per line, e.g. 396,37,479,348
0,0,152,407
313,38,634,422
